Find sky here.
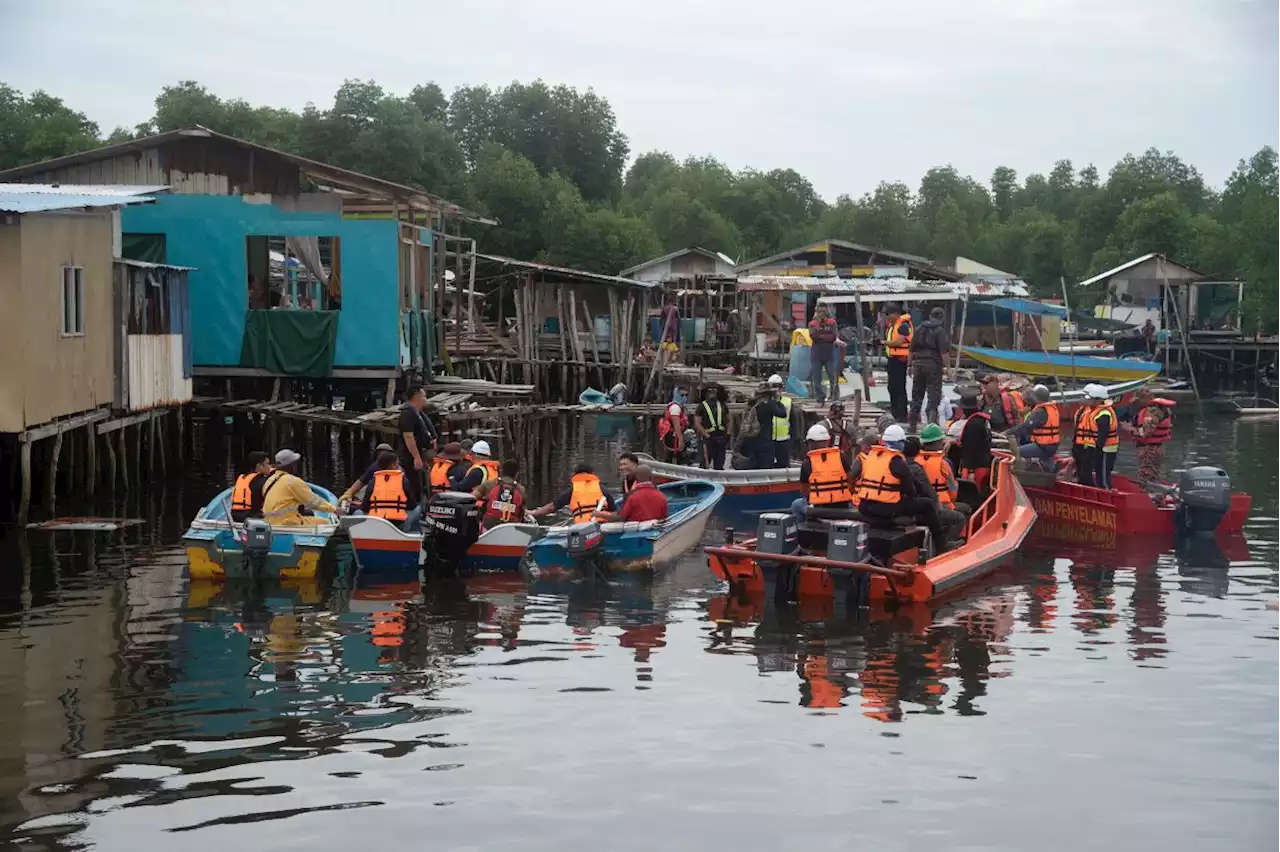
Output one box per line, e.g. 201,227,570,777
0,0,1276,199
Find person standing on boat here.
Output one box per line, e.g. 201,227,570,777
790,424,854,525
261,449,337,527
807,305,841,405
1009,385,1060,467
1085,385,1119,488
530,463,617,522
980,374,1024,431
658,393,687,462
1071,391,1099,487
853,425,944,550
767,374,801,468
477,460,527,531
883,303,913,422
231,451,276,521
596,465,667,523
397,385,437,509
742,383,788,470
820,400,855,467
908,306,949,428
694,385,731,470
1126,397,1175,488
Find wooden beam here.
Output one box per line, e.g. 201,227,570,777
20,408,109,444
97,410,157,435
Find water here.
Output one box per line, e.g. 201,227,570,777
1,411,1276,851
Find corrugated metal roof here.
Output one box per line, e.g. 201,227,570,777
0,184,159,214
619,246,737,277
737,238,931,273
477,253,655,289
738,275,1029,297
1077,253,1204,288
115,258,195,271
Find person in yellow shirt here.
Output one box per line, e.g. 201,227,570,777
260,449,337,526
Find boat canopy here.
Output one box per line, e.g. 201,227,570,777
987,297,1068,318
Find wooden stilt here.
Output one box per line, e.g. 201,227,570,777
156,412,167,475
132,422,141,489
45,428,63,515
86,424,97,496
105,426,117,488
176,405,185,458
118,427,129,491
148,412,157,473
18,440,32,525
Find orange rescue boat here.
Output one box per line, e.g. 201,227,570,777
705,453,1037,604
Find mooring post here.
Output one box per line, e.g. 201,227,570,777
18,440,32,525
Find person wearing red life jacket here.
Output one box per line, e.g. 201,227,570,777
476,460,528,531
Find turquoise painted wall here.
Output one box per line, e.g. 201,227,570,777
122,195,404,368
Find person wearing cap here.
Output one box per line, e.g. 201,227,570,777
1125,394,1175,489
1071,386,1101,487
743,382,787,469
767,374,801,468
908,305,949,428
260,449,337,526
979,374,1025,431
904,433,966,544
454,440,500,495
790,423,854,525
944,418,967,476
957,406,994,489
693,384,731,470
819,400,855,467
1084,384,1119,488
854,424,944,548
430,442,469,491
1009,384,1061,467
807,304,841,405
883,303,913,421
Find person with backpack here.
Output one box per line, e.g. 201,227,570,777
737,383,787,470
908,306,950,428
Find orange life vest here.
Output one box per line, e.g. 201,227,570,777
807,446,853,505
430,456,457,489
919,450,955,506
1072,404,1096,448
999,390,1026,425
468,459,500,483
657,404,687,443
885,315,912,359
368,469,409,521
1029,401,1061,448
482,478,525,525
855,445,904,504
1135,405,1173,446
231,473,259,515
569,472,606,521
1088,403,1119,450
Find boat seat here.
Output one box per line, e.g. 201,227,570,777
804,506,914,527
796,518,926,562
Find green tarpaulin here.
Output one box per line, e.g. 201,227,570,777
239,310,339,377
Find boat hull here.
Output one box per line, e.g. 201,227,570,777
341,515,541,573
707,456,1036,603
961,345,1162,382
638,453,801,510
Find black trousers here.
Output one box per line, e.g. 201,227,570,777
703,432,729,470
859,497,943,553
1072,446,1095,487
1098,450,1117,489
886,357,909,421
773,441,791,469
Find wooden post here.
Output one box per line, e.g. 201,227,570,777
45,428,63,515
584,297,604,389
132,422,142,489
556,282,570,399
156,411,167,475
118,427,128,491
1160,258,1200,400
18,440,32,525
86,424,97,496
148,411,157,473
105,426,117,488
176,405,185,459
852,287,872,396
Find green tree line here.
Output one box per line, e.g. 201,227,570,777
2,79,1275,331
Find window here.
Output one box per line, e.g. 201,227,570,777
245,235,341,310
61,266,84,336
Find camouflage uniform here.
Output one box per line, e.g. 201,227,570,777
909,359,945,425
1137,444,1164,489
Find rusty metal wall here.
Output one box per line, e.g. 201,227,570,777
125,334,192,411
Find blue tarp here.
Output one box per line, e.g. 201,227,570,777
987,298,1068,318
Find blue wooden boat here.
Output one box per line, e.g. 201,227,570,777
182,484,343,581
960,345,1162,382
526,480,724,573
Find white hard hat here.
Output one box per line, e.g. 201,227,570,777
805,424,831,442
472,440,492,456
882,424,906,443
768,374,783,386
1084,383,1108,400
948,420,965,438
1033,384,1049,394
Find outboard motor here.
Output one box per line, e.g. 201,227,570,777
420,491,480,576
564,521,608,581
242,518,273,578
827,520,872,607
1176,466,1232,535
756,513,798,564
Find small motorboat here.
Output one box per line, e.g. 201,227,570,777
1214,396,1279,419
960,345,1163,383
341,512,543,573
182,484,343,581
636,452,801,510
705,453,1036,605
527,480,725,573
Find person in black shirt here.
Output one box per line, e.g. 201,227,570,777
337,442,395,511
396,385,437,507
747,384,787,470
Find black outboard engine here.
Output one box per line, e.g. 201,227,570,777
420,491,480,576
1176,466,1232,535
564,521,609,581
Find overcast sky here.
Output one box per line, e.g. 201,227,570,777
1,0,1275,199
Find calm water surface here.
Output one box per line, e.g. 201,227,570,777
1,411,1276,851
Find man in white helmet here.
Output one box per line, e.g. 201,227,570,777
454,439,499,495
853,424,944,549
790,423,854,524
767,374,801,468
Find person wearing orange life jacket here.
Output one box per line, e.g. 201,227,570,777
231,451,275,521
454,440,500,497
1084,384,1119,488
529,463,617,521
1009,384,1060,467
618,452,640,497
853,425,944,549
979,373,1025,431
366,450,412,526
429,442,469,491
336,442,394,511
904,434,966,544
1125,396,1175,489
883,303,913,421
1071,391,1099,487
657,391,688,462
476,459,527,531
790,423,853,525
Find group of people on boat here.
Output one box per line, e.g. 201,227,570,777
660,375,807,471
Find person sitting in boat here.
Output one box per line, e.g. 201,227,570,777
429,442,470,492
365,450,420,530
956,410,994,490
529,463,618,522
231,451,275,522
1009,384,1060,468
454,440,500,496
596,465,668,524
694,384,730,470
903,434,966,544
335,442,394,512
260,449,337,527
853,425,945,549
476,460,527,531
980,373,1025,431
944,419,966,475
618,452,640,497
1124,395,1175,489
819,400,855,468
790,424,854,526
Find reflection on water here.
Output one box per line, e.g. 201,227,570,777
0,411,1276,851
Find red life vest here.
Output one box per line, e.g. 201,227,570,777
482,478,525,525
1135,405,1173,446
657,404,687,445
